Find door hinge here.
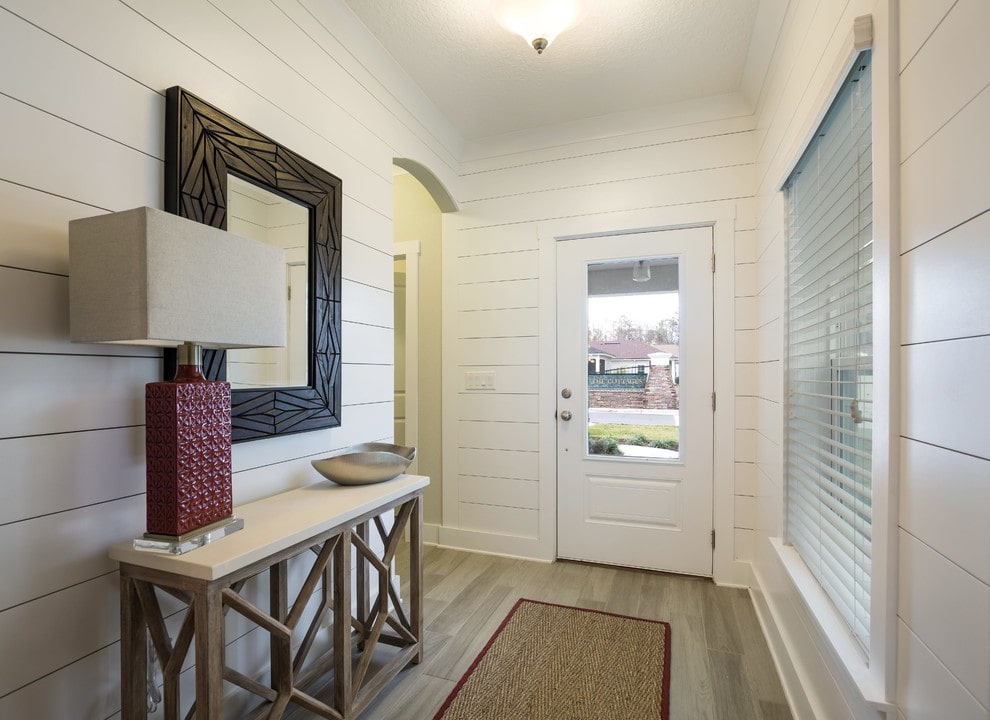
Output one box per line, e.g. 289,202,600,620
711,252,716,273
711,530,716,549
711,392,716,412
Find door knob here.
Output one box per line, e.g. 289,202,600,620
560,410,573,421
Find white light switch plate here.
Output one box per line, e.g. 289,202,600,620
465,370,496,390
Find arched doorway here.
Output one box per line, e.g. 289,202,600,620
393,159,457,539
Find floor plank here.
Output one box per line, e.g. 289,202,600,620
760,699,797,720
292,545,794,719
359,672,456,720
731,588,792,709
710,648,760,720
421,585,515,682
702,582,746,654
669,610,717,719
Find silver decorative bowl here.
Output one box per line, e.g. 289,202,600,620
311,443,416,486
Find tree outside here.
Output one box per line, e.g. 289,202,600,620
587,292,680,458
589,312,679,346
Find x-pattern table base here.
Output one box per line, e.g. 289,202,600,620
119,491,423,720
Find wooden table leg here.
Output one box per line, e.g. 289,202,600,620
410,496,424,664
270,560,289,701
355,521,369,643
194,586,224,718
333,528,353,718
120,572,148,720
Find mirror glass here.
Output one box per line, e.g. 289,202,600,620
225,175,309,388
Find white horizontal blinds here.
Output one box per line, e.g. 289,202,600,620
785,52,873,651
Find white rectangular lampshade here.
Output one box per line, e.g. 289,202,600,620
69,207,287,349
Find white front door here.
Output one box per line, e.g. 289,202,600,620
556,227,714,575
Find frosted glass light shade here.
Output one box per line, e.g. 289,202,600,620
492,0,586,53
632,260,651,283
69,206,286,349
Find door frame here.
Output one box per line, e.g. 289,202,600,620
537,205,750,587
394,241,420,474
555,227,715,576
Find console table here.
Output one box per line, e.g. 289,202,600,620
110,474,428,720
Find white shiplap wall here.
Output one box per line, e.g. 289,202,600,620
747,1,990,719
896,0,990,717
0,0,459,716
439,94,758,568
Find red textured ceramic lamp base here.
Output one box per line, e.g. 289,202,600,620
144,365,233,538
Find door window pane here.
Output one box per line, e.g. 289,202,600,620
586,257,680,460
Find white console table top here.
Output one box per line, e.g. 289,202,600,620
109,474,429,581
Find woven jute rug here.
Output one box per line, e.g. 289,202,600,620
433,598,671,720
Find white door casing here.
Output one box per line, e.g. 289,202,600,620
556,227,714,575
394,241,420,474
287,262,308,386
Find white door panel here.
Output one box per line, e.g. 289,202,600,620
556,227,714,575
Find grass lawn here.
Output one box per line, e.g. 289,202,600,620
587,423,679,444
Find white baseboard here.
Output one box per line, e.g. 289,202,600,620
750,563,817,720
436,526,553,561
715,558,755,588
423,522,440,545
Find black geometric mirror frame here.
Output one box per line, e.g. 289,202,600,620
164,86,342,442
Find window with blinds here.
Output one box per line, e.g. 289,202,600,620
784,51,873,652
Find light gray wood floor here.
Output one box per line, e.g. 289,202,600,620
300,545,794,720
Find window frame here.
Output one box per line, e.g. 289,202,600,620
773,10,898,709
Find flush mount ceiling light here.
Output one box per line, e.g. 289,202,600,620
492,0,586,55
632,260,651,283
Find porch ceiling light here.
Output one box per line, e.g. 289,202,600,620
632,260,651,283
492,0,586,55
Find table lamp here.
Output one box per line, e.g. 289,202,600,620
69,207,286,551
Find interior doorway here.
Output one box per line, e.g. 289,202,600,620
392,161,457,535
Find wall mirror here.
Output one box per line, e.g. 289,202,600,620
164,86,342,441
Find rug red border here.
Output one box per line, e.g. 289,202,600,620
432,598,672,720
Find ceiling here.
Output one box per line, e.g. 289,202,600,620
342,0,764,141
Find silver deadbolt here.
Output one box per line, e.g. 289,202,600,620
560,410,573,421
561,388,572,399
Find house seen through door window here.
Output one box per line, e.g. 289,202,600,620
587,257,680,461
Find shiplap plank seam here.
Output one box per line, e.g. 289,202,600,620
461,162,756,204
899,435,990,465
459,129,758,177
455,194,757,232
122,0,391,186
902,79,990,165
1,92,161,160
0,177,109,212
753,1,847,189
344,320,394,331
3,10,395,221
0,491,144,530
899,526,990,591
899,206,990,257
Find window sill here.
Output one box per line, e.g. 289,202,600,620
769,537,894,714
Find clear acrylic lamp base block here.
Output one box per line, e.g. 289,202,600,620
133,516,244,555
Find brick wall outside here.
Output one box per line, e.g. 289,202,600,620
587,366,678,410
